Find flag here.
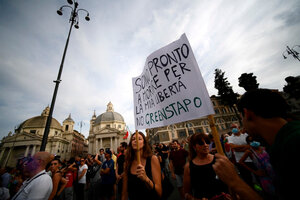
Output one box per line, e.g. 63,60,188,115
123,131,129,139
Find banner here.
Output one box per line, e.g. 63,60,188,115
132,34,214,130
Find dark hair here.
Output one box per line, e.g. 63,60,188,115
124,132,152,173
246,135,253,144
237,89,289,119
121,142,128,148
51,158,62,165
172,140,179,144
188,133,210,160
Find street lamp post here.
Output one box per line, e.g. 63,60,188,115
40,0,90,151
282,45,300,62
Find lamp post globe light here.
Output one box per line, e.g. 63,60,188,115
40,0,90,151
282,45,300,62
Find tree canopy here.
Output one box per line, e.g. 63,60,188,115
214,68,239,107
238,73,259,91
283,76,300,99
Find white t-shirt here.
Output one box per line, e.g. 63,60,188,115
228,133,251,162
78,164,88,184
11,170,53,200
0,187,10,200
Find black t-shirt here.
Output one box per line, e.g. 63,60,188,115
117,154,125,175
161,145,169,160
269,120,300,199
190,158,227,199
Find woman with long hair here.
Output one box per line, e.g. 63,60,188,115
48,158,67,200
122,131,162,200
183,133,228,200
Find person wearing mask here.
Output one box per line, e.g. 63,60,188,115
183,133,228,200
122,132,162,200
239,136,276,199
227,124,253,187
11,152,53,200
169,140,188,200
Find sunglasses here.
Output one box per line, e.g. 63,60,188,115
80,160,85,162
198,139,211,146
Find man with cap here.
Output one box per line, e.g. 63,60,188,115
99,149,116,200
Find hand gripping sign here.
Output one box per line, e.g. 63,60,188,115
132,34,224,156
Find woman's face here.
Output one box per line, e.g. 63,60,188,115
194,138,210,154
50,160,59,172
131,133,144,150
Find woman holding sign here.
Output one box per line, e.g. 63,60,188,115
121,131,162,200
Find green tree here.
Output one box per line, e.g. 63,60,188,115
283,76,300,99
214,68,242,125
238,73,259,91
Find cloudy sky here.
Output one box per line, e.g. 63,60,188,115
0,0,299,139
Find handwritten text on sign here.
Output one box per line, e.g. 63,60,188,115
132,34,214,130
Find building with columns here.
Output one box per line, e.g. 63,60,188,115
0,107,86,168
88,102,127,154
147,95,241,144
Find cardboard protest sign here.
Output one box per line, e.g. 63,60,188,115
132,34,214,130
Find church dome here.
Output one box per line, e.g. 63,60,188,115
63,114,74,123
94,102,124,125
18,106,62,130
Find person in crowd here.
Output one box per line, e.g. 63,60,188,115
169,140,188,200
8,169,23,198
239,136,276,199
49,158,67,200
0,177,10,200
116,142,127,200
213,89,300,199
11,151,53,200
237,88,300,199
227,124,254,187
160,143,170,175
122,132,162,200
61,158,77,200
183,133,228,200
77,157,88,200
1,167,12,188
208,134,217,154
110,150,117,199
99,149,116,200
99,148,106,163
88,154,102,200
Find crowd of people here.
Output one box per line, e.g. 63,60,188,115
0,88,299,200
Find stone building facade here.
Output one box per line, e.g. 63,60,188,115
88,102,128,154
0,107,86,167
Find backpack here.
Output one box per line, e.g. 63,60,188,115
86,163,101,179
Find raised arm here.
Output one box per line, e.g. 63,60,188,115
213,153,263,200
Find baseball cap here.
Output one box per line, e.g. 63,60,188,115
105,149,112,156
